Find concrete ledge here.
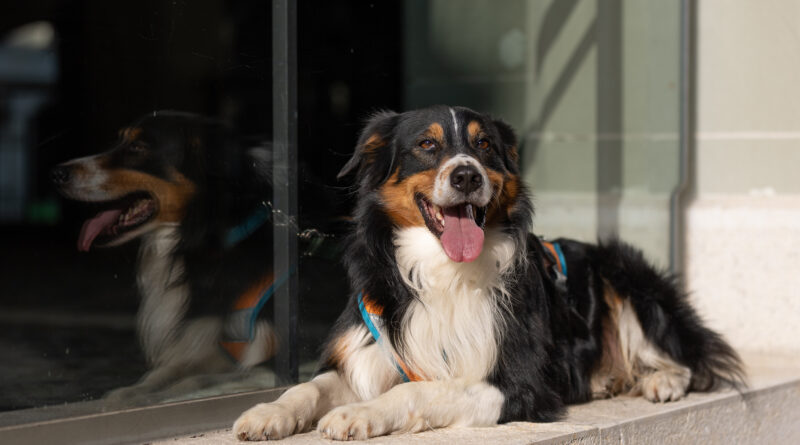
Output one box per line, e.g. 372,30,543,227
157,354,800,445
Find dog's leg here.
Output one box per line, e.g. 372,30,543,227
106,317,233,402
234,371,359,441
317,379,504,441
595,240,745,399
614,297,692,402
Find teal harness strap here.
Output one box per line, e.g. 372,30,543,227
224,204,272,248
551,242,568,276
357,292,412,383
220,268,296,364
541,239,568,294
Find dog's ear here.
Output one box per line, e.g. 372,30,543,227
492,119,520,174
337,111,400,182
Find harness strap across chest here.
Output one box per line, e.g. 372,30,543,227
541,240,567,276
540,239,568,293
357,291,424,382
220,272,287,363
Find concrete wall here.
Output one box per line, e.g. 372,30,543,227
687,0,800,354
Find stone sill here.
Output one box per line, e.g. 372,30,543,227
157,354,800,445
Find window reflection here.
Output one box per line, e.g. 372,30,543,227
0,1,287,411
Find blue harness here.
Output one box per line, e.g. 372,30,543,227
220,204,279,363
541,240,568,293
357,291,423,382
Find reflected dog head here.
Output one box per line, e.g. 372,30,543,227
52,111,270,251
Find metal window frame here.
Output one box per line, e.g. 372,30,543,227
669,0,694,274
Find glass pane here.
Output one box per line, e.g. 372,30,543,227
0,0,681,435
0,0,400,429
294,0,403,380
404,0,681,267
0,0,287,420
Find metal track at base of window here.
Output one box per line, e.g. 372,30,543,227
0,388,283,445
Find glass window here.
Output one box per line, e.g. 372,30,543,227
0,0,289,416
404,0,681,267
0,0,682,439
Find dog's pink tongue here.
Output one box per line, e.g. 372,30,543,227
77,209,122,252
440,205,484,263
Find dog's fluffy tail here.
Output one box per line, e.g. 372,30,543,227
591,239,747,392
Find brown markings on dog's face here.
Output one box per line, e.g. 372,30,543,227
379,169,437,227
425,122,444,142
102,169,196,222
484,169,521,226
119,127,143,143
467,120,482,140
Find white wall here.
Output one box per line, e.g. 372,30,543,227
687,0,800,354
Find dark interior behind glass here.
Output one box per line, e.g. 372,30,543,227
0,0,402,416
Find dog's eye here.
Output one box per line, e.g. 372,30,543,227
476,138,490,150
419,139,436,151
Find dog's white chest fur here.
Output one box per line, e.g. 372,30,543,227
393,227,517,381
137,226,188,364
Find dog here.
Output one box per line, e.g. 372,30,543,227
52,111,282,401
233,105,745,441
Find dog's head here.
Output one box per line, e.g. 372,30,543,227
52,111,266,251
339,105,523,263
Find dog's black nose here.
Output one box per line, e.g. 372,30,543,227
450,165,483,194
51,166,71,185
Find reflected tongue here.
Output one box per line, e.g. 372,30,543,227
440,204,484,262
77,209,122,252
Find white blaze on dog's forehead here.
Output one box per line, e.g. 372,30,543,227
449,108,458,134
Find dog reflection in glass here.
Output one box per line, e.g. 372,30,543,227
52,112,279,402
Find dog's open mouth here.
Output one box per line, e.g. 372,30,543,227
78,192,158,251
416,194,487,263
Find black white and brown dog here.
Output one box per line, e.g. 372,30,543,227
52,111,281,401
233,105,745,441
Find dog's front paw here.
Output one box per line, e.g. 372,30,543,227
641,370,690,403
234,403,304,441
317,404,391,441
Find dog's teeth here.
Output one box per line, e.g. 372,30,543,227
466,204,475,220
435,206,444,224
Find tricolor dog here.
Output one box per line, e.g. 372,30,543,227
234,105,744,440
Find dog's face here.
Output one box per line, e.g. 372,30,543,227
52,113,205,251
339,106,522,263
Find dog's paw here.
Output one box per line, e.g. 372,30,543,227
234,403,304,441
317,404,391,441
641,370,690,403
